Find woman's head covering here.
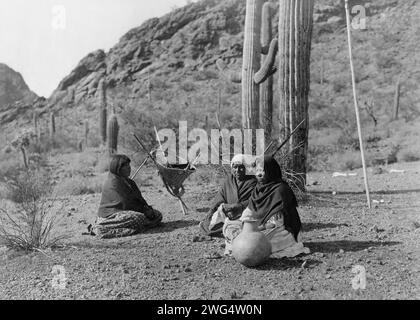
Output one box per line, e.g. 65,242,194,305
109,154,131,176
231,154,245,167
258,155,282,182
248,155,301,239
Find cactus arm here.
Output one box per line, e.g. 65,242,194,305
254,38,278,85
260,1,273,55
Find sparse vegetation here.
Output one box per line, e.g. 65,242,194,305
0,170,66,251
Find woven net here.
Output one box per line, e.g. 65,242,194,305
156,162,195,198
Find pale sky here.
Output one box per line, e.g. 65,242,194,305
0,0,197,97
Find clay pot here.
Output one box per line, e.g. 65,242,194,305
232,221,272,267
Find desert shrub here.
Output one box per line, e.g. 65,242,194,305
327,151,363,171
307,145,330,172
193,69,219,81
2,170,51,203
0,153,24,180
54,176,103,196
397,146,420,163
151,77,172,90
178,81,197,92
0,170,65,251
29,133,77,155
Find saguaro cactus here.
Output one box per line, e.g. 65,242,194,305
259,1,275,144
98,79,108,145
33,112,40,142
49,112,56,139
393,78,401,120
278,0,315,190
242,0,278,136
107,114,119,155
242,0,263,130
84,120,89,150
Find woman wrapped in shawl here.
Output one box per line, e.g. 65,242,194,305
92,154,162,239
223,155,310,257
198,154,257,237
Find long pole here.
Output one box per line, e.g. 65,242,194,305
130,156,149,180
344,0,371,209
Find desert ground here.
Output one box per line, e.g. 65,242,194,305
0,150,419,300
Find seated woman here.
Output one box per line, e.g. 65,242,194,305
92,154,162,239
198,154,257,237
223,155,310,258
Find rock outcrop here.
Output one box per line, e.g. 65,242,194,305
0,63,39,125
0,63,37,111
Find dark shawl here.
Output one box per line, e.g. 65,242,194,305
200,174,257,236
248,155,302,240
97,155,149,218
210,174,257,213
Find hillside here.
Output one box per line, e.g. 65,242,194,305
0,63,38,125
1,0,419,171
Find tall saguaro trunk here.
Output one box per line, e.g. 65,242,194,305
278,0,314,190
260,1,274,145
242,0,263,131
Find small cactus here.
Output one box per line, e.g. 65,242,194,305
98,79,108,144
49,112,56,140
33,112,42,143
107,114,119,155
84,120,89,150
393,77,401,120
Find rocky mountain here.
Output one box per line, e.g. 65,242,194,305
44,0,419,121
0,63,37,108
1,0,419,168
0,63,38,123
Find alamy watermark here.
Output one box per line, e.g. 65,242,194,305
155,121,266,167
51,265,67,290
351,265,367,290
351,5,367,30
51,5,66,30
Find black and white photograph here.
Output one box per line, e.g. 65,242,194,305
0,0,419,304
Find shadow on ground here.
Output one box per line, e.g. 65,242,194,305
302,222,349,232
305,240,400,253
256,257,322,271
310,189,420,195
144,219,200,234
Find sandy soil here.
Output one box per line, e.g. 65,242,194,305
0,160,419,300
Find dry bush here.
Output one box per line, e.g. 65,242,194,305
54,176,103,196
29,133,77,155
0,170,66,251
